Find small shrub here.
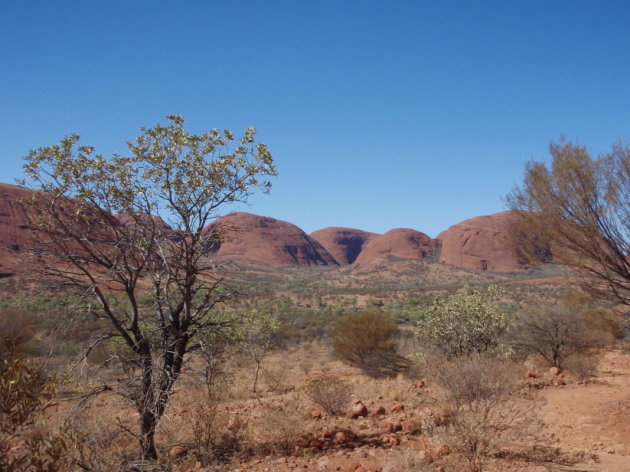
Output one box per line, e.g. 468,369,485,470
434,356,534,472
192,401,247,464
262,364,291,394
511,304,613,368
305,375,352,416
255,411,303,456
564,353,599,381
0,349,71,471
331,310,409,377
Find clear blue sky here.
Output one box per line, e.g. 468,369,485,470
2,1,629,237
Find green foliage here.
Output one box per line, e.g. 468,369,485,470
238,311,280,392
21,115,275,460
416,285,514,358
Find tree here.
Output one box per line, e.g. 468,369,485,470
506,139,630,307
416,285,513,359
238,310,279,393
510,304,613,368
21,115,275,460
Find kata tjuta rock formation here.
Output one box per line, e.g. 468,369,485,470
207,212,338,266
309,227,379,264
437,211,529,272
0,183,43,277
354,228,438,265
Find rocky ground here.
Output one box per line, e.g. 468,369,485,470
140,347,630,472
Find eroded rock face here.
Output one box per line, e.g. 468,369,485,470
207,212,339,266
354,228,437,265
437,212,525,272
0,184,45,276
309,227,379,264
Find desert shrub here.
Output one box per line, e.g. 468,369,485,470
0,349,71,471
262,363,291,394
510,304,613,368
416,285,514,359
564,353,599,381
0,308,39,357
305,375,353,416
68,408,130,472
254,411,303,456
434,356,534,472
192,402,247,464
382,449,432,471
331,310,409,377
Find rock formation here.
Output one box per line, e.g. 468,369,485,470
437,211,525,272
354,228,437,265
309,227,379,264
207,212,338,266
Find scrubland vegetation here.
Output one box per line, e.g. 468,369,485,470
2,126,630,471
1,274,627,472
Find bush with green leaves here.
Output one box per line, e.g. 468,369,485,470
415,285,514,358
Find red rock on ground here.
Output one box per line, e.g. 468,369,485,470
349,402,369,419
390,403,405,413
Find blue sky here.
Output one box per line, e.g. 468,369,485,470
1,1,629,237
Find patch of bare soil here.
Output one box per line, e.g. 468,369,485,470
538,349,630,471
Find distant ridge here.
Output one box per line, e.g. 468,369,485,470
0,182,544,273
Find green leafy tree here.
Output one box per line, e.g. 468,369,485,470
21,115,275,460
416,285,513,358
238,310,280,393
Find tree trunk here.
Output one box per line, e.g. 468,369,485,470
252,361,261,393
140,409,158,460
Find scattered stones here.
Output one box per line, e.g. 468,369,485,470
549,366,561,376
350,402,369,419
390,403,404,413
385,422,403,433
372,406,386,416
525,369,537,378
345,462,363,472
169,445,188,458
415,379,426,389
332,429,357,445
311,409,323,420
402,418,423,435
